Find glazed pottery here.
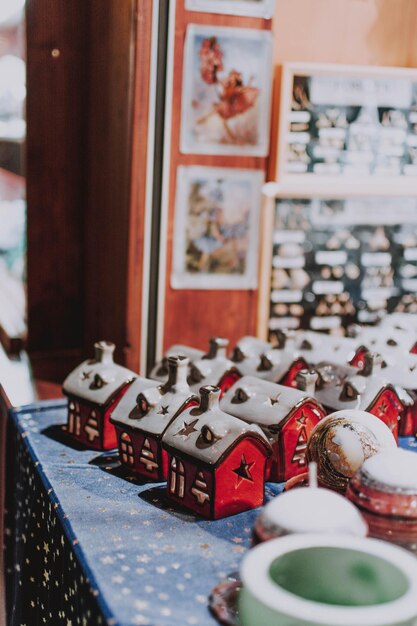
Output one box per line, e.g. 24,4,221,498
347,448,417,553
239,534,417,626
307,409,396,492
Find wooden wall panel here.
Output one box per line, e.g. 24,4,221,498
161,3,272,353
26,1,88,368
84,0,141,369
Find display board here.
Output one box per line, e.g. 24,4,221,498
265,195,417,335
275,63,417,194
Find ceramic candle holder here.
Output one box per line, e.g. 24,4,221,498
239,534,417,626
306,409,396,493
254,465,367,543
347,448,417,553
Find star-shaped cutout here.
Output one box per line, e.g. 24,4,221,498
80,370,92,381
296,412,307,426
233,454,254,485
175,419,199,437
377,401,388,416
270,394,281,406
157,405,169,415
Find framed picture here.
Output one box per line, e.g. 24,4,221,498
171,166,264,289
180,24,273,156
276,63,417,194
184,0,275,18
261,194,417,338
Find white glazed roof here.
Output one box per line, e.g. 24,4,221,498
232,336,272,360
295,331,359,367
234,349,303,383
314,362,401,412
221,376,321,428
62,344,136,407
110,376,160,425
349,325,416,353
188,356,234,392
162,401,270,466
149,344,204,381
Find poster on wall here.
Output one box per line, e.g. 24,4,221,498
268,196,417,334
171,166,263,289
180,24,273,156
184,0,275,18
277,64,417,183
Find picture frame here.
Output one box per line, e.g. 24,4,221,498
276,63,417,195
258,191,417,340
180,24,273,156
171,166,264,290
184,0,275,19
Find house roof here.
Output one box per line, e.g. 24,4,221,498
62,341,136,407
188,356,234,392
348,325,415,354
110,376,161,426
295,331,359,367
111,356,199,436
233,348,305,383
149,344,204,382
220,375,323,428
231,336,271,362
369,348,417,390
313,362,403,412
162,387,271,467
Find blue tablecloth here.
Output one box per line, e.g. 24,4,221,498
5,400,286,626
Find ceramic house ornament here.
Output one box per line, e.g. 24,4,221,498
187,337,236,396
162,385,271,519
62,341,136,450
312,354,405,440
239,534,417,626
220,373,325,482
219,341,310,394
149,344,204,382
307,409,396,493
110,356,198,480
254,464,367,543
347,448,417,553
231,335,272,363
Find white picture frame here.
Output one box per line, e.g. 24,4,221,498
184,0,275,19
171,166,264,289
276,62,417,195
180,24,273,156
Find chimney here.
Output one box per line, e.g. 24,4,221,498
360,352,382,377
271,329,295,350
199,385,221,412
161,355,189,393
94,341,115,365
296,369,318,395
205,337,229,360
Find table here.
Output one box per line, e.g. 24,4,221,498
5,399,284,626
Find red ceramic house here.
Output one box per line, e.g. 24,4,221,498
110,356,198,480
221,373,325,482
62,341,136,450
162,385,271,519
313,353,406,441
349,345,416,436
187,337,235,397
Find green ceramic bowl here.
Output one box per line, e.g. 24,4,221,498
239,534,417,626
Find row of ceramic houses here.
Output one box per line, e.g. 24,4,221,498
62,325,415,518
